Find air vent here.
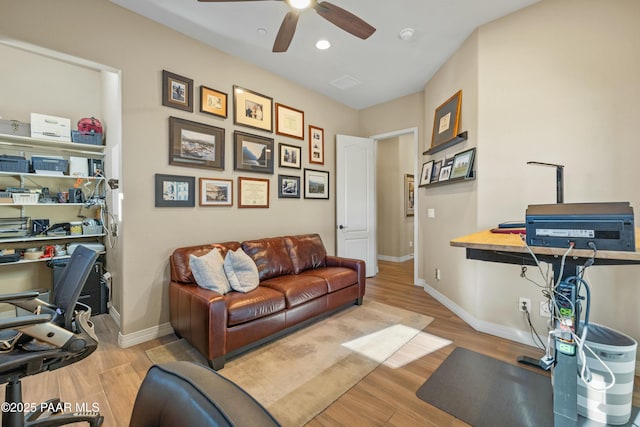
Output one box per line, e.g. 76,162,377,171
330,75,362,90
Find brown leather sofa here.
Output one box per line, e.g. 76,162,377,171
169,234,366,370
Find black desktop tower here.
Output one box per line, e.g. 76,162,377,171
51,259,108,315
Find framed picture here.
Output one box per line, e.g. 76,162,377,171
279,143,301,169
233,85,273,132
278,174,301,198
304,168,329,199
155,174,195,207
200,86,227,118
199,178,233,206
169,116,225,170
233,131,274,174
405,174,414,217
439,165,452,182
431,90,462,149
430,160,443,183
162,70,193,112
450,147,476,180
309,125,324,165
275,103,304,139
419,160,434,187
238,176,269,208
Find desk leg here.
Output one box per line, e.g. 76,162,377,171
554,351,578,426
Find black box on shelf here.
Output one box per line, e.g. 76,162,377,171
0,155,30,173
50,259,107,315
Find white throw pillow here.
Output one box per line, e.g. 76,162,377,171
223,248,259,293
189,248,231,295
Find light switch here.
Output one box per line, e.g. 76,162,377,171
427,208,435,218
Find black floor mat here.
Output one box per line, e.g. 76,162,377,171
416,347,640,427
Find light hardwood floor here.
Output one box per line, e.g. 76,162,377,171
2,260,638,426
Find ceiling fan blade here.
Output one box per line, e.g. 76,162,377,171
198,1,278,2
313,1,375,40
273,10,299,53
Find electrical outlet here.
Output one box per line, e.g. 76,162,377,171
519,297,531,313
435,268,441,280
539,300,552,318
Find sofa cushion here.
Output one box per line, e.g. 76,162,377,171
260,274,327,308
241,237,294,281
300,267,358,293
225,287,286,326
224,248,260,293
170,242,241,283
284,234,327,274
189,248,231,294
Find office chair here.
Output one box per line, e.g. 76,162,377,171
0,245,103,427
129,362,281,427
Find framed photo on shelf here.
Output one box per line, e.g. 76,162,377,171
419,160,434,186
233,85,273,132
199,178,233,206
430,160,443,183
200,86,227,118
278,174,301,198
169,116,225,171
431,90,462,149
449,147,476,180
439,164,452,182
155,174,195,207
162,70,193,112
309,125,324,165
304,168,329,199
233,131,274,174
405,174,414,217
275,103,304,140
279,143,301,169
238,176,270,208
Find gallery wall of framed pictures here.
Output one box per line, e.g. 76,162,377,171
157,69,331,208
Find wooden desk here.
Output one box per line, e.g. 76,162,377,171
451,229,640,426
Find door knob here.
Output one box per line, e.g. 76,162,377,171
338,225,347,230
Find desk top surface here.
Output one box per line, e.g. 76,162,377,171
451,228,640,262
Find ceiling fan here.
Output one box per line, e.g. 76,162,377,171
197,0,376,53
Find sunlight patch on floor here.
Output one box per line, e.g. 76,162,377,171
341,324,451,368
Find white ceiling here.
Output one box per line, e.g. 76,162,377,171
111,0,539,110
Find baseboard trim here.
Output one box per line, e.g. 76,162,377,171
418,278,640,373
108,306,120,327
378,254,414,263
118,321,174,348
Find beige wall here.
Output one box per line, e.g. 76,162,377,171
0,0,359,337
418,0,640,354
376,135,414,260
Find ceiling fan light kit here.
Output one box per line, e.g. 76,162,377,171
198,0,376,53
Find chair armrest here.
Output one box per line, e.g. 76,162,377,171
0,313,52,330
0,291,40,303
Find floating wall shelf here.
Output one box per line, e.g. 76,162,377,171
423,131,468,156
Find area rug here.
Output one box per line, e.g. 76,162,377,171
147,300,438,427
416,347,554,427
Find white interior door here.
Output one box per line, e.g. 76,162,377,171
336,134,376,277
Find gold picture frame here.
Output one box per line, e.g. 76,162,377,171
233,85,273,133
200,86,227,118
275,103,304,139
431,90,462,149
238,176,270,208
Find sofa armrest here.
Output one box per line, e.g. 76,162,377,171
169,282,228,364
325,256,366,301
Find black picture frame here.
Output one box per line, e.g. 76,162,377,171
278,143,301,169
304,168,329,199
155,174,195,207
162,70,193,112
169,116,225,170
430,160,443,183
450,147,476,179
278,174,301,198
233,130,274,174
233,85,273,133
419,160,434,187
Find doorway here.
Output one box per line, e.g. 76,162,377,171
371,128,419,284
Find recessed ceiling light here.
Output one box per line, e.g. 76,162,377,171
288,0,311,9
316,39,331,50
399,28,415,41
